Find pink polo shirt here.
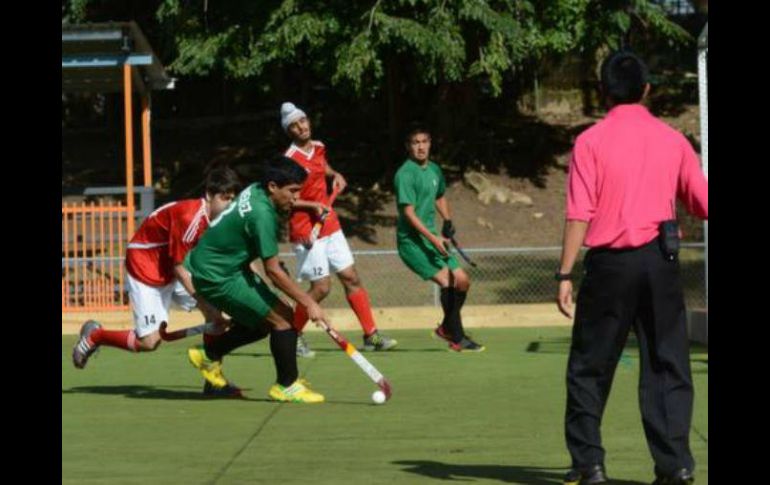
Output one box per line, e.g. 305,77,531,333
566,104,708,249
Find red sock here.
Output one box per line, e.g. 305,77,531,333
347,288,377,337
293,305,309,332
90,328,139,352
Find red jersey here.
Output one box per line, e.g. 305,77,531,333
125,198,209,286
285,140,342,242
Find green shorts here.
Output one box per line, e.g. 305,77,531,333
397,236,460,280
193,270,279,329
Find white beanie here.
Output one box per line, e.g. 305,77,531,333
280,102,307,132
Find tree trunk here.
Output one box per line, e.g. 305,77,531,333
385,54,403,172
580,51,597,116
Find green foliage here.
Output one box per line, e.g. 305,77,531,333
64,0,695,96
333,33,384,93
62,0,92,23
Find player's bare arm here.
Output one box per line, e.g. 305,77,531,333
436,196,458,240
403,205,449,256
556,220,588,319
172,263,197,298
325,163,347,193
173,263,229,328
292,199,328,216
263,255,328,324
435,197,452,221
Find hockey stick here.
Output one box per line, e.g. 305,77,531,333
159,321,217,341
303,186,341,249
316,318,392,400
449,236,478,268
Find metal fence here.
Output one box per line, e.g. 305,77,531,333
61,243,706,312
62,201,131,312
306,244,707,309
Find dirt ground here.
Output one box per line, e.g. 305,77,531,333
340,103,704,251
63,103,705,252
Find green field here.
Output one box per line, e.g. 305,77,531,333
62,327,708,484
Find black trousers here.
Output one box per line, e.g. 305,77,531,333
565,240,694,475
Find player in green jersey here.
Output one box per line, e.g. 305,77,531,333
393,126,484,352
185,156,330,403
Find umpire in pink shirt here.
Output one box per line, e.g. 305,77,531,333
556,51,707,485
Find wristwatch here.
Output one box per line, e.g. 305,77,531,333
554,271,573,282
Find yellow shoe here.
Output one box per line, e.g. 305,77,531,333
187,345,227,388
268,380,325,403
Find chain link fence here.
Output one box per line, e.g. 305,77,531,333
62,243,706,311
284,243,707,309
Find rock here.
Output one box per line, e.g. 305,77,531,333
465,171,533,206
509,191,533,206
476,217,494,230
464,171,492,194
533,212,544,219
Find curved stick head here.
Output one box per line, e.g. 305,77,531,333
378,378,393,400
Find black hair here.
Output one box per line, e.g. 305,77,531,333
260,155,308,187
600,50,649,104
404,124,431,144
204,166,242,196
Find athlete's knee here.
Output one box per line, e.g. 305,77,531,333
138,332,162,351
432,269,451,288
339,270,362,293
268,302,294,331
311,279,332,301
277,302,294,324
454,271,471,291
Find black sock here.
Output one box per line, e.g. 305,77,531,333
205,322,270,361
440,287,464,343
455,290,468,335
455,290,468,311
270,328,299,386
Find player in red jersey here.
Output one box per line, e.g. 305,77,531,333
71,167,240,377
280,102,397,356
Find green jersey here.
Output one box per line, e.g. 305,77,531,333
186,183,279,283
394,159,446,241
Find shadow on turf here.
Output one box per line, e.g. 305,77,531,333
393,460,648,484
61,385,374,405
63,385,262,402
230,348,448,358
525,337,708,359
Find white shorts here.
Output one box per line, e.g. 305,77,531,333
294,230,355,282
126,272,198,337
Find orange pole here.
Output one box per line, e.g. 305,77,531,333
108,204,115,307
80,203,88,307
72,204,78,308
142,94,152,188
61,206,64,309
99,200,106,308
89,201,96,308
118,201,125,307
63,203,69,310
123,63,136,237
